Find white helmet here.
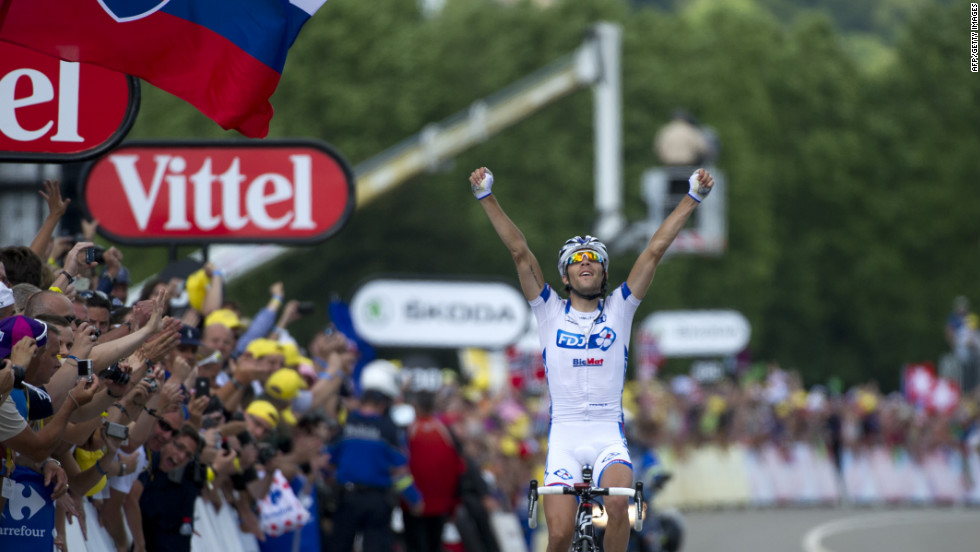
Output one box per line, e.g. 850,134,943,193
360,359,400,399
558,235,609,277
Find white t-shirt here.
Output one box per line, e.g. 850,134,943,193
530,283,641,424
108,445,151,493
0,397,27,441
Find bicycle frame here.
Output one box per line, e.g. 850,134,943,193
527,464,644,552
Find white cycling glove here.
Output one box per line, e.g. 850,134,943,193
471,169,494,200
687,170,711,203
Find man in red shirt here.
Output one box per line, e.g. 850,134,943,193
404,391,466,552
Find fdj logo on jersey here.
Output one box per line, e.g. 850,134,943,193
556,327,617,351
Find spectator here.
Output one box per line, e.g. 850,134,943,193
175,324,202,368
403,390,466,552
202,317,238,362
327,360,423,552
81,289,113,336
11,282,42,314
129,425,207,552
945,296,971,350
0,245,45,287
654,108,714,166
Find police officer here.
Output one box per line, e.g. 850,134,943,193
327,360,423,552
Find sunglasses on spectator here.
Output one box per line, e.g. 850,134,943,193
78,290,109,300
157,419,177,435
64,314,77,325
567,250,604,265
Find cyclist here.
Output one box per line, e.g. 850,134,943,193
467,166,713,552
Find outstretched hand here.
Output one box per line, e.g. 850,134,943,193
687,169,715,202
39,180,70,219
469,167,494,200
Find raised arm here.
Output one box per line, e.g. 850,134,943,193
626,168,714,300
469,167,546,301
30,180,70,260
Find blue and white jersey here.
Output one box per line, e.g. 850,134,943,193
530,283,641,423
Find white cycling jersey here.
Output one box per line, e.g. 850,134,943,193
530,282,641,424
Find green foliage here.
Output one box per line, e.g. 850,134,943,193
116,0,977,390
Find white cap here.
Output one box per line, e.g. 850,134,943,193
360,359,400,399
0,282,14,310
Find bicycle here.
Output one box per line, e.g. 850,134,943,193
527,460,644,552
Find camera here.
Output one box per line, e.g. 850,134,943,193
85,246,106,264
77,358,93,383
194,377,210,398
2,361,26,388
143,376,158,393
105,421,129,440
99,363,130,385
257,442,278,464
297,301,315,316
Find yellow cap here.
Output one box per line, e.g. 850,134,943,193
246,338,282,359
246,400,280,427
281,408,298,426
205,308,242,330
185,269,210,312
280,342,302,367
265,368,308,401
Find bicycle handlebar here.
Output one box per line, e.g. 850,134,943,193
534,486,637,497
527,480,645,531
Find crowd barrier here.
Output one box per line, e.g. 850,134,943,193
64,497,256,552
653,442,980,509
60,441,980,551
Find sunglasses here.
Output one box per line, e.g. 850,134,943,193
157,419,177,434
78,290,109,301
567,250,604,266
64,314,77,325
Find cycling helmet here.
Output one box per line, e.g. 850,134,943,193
558,235,609,278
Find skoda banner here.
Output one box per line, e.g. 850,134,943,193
639,310,751,357
350,278,529,349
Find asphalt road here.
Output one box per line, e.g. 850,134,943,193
682,507,980,552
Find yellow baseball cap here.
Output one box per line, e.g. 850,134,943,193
280,342,302,367
265,368,308,401
246,338,282,359
281,408,298,426
205,308,242,329
246,400,280,428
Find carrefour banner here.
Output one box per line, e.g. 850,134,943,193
1,466,55,551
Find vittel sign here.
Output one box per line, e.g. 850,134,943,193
0,42,138,162
80,141,355,244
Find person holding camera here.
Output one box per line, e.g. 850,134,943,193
0,316,100,463
0,326,100,552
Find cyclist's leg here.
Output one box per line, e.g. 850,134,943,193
598,462,633,552
593,430,634,552
543,494,577,552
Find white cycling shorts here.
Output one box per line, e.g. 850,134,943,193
542,421,633,487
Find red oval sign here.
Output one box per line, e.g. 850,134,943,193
80,140,356,245
0,42,138,162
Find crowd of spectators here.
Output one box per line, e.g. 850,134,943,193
2,181,978,552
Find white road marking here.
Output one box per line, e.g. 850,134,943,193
802,510,980,552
